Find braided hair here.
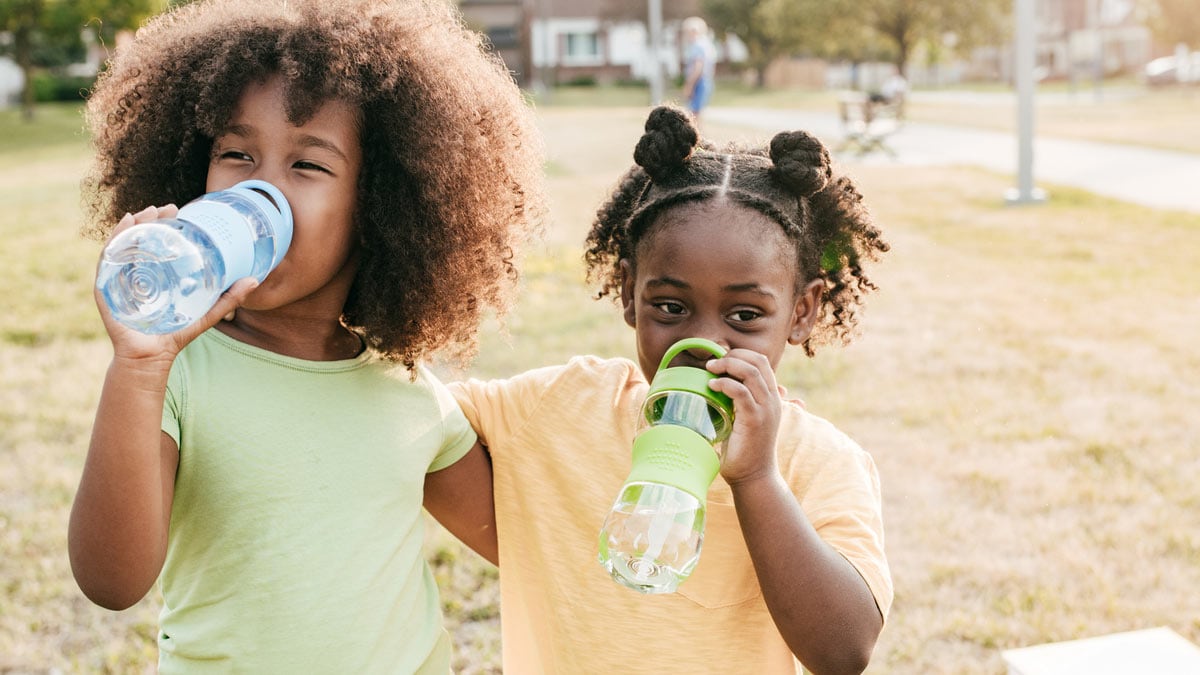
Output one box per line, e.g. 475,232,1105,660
585,106,888,356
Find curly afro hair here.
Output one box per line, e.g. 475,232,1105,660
585,106,888,356
82,0,546,367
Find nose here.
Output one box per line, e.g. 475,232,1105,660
673,337,730,368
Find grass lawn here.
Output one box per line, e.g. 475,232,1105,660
3,100,1199,673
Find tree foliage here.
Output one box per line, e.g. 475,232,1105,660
1,0,161,119
703,0,833,86
844,0,1008,76
704,0,1006,84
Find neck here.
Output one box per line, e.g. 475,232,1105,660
216,310,363,362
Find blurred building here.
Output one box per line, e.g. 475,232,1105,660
458,0,745,89
967,0,1152,83
0,57,21,107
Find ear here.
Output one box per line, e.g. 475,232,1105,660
618,259,637,328
788,279,825,345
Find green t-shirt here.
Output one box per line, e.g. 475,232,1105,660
157,329,474,673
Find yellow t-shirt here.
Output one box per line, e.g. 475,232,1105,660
451,355,892,674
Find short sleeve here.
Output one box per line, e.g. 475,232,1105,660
423,367,479,473
161,357,185,448
801,445,893,621
447,363,565,456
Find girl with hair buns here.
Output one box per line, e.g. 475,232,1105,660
452,106,892,674
68,0,544,671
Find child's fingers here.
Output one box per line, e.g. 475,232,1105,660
706,351,774,403
109,204,179,239
109,212,137,238
209,278,258,322
173,278,257,344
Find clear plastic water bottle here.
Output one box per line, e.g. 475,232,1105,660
96,180,293,334
598,338,734,594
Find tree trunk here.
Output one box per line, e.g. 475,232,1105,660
895,35,910,79
15,24,35,121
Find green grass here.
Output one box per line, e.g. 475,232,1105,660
4,99,1200,674
0,102,90,159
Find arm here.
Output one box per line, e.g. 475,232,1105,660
708,350,882,675
423,441,498,565
68,206,257,610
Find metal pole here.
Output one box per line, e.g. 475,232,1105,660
648,0,663,105
1007,0,1045,204
1091,0,1104,102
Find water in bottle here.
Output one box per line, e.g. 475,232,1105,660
598,338,734,594
96,180,293,334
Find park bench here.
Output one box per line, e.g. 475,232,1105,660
835,92,904,157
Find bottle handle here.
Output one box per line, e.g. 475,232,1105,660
656,337,727,372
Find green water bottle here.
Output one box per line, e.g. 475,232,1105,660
598,338,735,594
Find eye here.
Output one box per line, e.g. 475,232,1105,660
652,301,686,316
728,309,762,323
216,149,252,162
293,160,331,174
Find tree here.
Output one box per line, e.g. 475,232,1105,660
0,0,160,120
1140,0,1200,49
808,0,1006,79
0,0,42,120
704,0,830,87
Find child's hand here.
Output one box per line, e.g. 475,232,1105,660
94,205,258,363
705,349,784,486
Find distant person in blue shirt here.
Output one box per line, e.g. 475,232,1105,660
681,16,716,123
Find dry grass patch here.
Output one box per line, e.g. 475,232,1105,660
905,87,1200,154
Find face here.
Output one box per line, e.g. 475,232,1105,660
620,199,822,380
207,75,363,315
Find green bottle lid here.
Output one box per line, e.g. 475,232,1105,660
645,337,735,436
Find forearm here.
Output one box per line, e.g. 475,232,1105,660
731,472,882,675
69,357,176,610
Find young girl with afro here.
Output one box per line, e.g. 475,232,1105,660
451,106,892,674
67,0,544,671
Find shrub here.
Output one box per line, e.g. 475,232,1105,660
32,73,96,102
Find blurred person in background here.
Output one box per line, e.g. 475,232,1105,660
681,16,716,123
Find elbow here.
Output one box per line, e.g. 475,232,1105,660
69,547,153,611
74,575,147,611
800,627,880,675
806,652,871,675
839,646,874,675
835,628,881,675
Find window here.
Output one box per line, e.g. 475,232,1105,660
564,31,601,63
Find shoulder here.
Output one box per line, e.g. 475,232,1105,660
447,354,643,446
777,402,877,482
451,354,641,403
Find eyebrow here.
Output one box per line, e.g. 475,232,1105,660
645,276,777,297
221,124,351,162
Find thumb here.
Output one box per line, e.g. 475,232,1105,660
182,278,258,339
164,278,258,350
210,278,258,322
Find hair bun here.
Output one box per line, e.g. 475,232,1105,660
769,131,831,197
633,106,698,182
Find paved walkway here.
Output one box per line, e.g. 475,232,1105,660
707,106,1200,214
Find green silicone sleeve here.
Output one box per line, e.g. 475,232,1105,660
625,425,720,504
